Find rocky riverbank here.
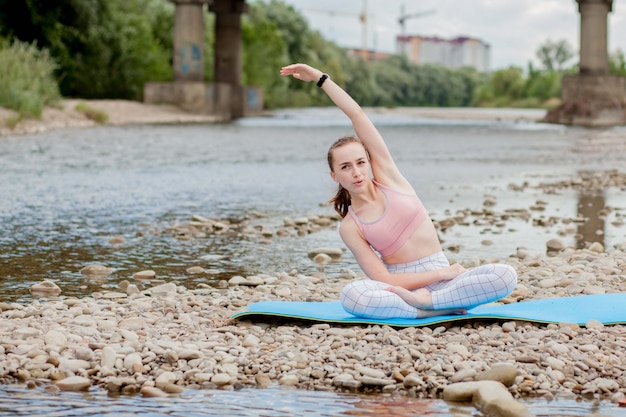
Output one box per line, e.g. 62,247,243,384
0,240,625,416
0,99,222,137
2,104,626,416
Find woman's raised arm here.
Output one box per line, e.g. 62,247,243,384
280,63,403,186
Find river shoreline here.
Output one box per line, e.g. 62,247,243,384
0,99,549,138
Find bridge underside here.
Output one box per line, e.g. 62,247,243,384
144,0,262,121
143,0,624,126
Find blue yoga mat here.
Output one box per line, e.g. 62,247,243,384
232,293,626,327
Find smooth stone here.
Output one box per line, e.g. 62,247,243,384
186,266,205,274
58,359,91,373
124,352,143,371
194,373,213,384
119,317,147,330
355,364,386,379
312,253,332,264
242,334,260,348
147,283,177,296
57,376,91,391
443,381,532,417
100,346,117,369
451,368,477,383
155,372,177,388
211,373,234,386
255,374,271,387
30,280,61,295
476,365,519,387
133,270,156,279
307,248,343,261
108,236,125,245
360,376,395,386
80,265,115,276
141,386,168,397
546,238,565,251
279,374,299,386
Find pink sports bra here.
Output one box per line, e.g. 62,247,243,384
348,180,428,257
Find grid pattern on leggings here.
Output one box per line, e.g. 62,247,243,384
339,251,518,319
429,263,517,310
340,251,449,319
340,279,419,319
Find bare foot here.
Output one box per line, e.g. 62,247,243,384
386,286,467,318
414,307,467,319
386,286,434,309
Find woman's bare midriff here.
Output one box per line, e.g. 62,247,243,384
381,219,443,265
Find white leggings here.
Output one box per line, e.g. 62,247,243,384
340,251,517,319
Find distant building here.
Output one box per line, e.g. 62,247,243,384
396,35,491,72
346,48,392,62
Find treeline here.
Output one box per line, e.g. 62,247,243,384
1,0,625,117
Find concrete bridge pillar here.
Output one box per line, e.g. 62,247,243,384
172,0,208,81
543,0,625,127
209,0,246,118
143,0,263,120
578,0,611,75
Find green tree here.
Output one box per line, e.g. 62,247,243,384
609,49,626,76
369,55,415,106
536,39,574,71
0,39,60,117
242,4,289,108
245,0,349,108
343,55,378,106
0,0,173,99
525,66,562,101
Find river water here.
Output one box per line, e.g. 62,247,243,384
1,108,625,416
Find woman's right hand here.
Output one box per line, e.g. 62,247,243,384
280,63,324,83
439,263,467,281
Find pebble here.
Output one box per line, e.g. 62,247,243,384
29,280,61,296
56,376,91,391
80,265,115,276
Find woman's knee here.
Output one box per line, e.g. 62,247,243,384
340,280,365,300
340,280,388,316
496,264,518,292
340,281,368,313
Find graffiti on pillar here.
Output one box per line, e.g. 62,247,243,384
247,87,259,109
177,41,202,74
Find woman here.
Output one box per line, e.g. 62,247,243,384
280,63,517,320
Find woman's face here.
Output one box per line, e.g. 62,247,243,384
329,142,370,191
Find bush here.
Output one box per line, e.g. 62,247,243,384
0,40,61,117
75,102,109,124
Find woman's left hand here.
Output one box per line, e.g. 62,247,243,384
439,263,468,281
280,63,324,83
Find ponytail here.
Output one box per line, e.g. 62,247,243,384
329,185,351,218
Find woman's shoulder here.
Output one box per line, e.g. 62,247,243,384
339,214,362,238
372,178,417,196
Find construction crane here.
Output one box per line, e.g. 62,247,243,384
398,5,436,36
305,0,370,59
398,4,436,55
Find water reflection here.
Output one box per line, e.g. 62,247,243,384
576,191,606,249
0,385,624,417
0,386,470,417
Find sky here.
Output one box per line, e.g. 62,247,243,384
280,0,626,70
